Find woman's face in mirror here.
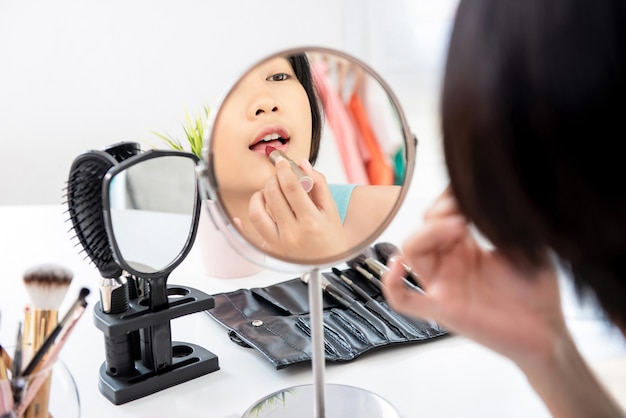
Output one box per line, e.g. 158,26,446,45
212,56,313,195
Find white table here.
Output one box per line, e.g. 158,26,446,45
1,205,625,417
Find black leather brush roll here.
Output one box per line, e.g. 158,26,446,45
207,267,448,369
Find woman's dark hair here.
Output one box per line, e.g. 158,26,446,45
441,0,626,325
288,53,323,165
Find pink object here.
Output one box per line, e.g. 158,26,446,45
311,60,369,185
0,380,13,416
196,200,264,278
265,145,277,157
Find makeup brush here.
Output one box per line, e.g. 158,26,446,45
300,272,353,308
374,242,425,292
345,254,385,291
330,268,425,339
22,264,73,353
22,287,90,377
22,263,73,418
0,313,11,380
266,146,314,192
300,273,392,338
11,322,25,407
348,252,425,295
331,267,374,302
16,288,89,416
0,349,7,382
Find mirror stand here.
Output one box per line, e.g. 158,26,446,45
241,268,399,418
93,284,220,405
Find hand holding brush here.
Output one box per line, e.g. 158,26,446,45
348,245,426,295
374,242,425,293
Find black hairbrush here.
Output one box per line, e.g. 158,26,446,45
65,142,140,281
65,150,120,275
65,149,137,376
103,141,141,163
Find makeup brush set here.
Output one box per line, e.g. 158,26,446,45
0,263,89,417
64,142,219,405
207,242,448,369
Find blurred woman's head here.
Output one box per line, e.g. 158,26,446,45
441,0,626,326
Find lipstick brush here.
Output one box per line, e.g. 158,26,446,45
266,146,314,192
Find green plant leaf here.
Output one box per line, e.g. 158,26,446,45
151,105,210,158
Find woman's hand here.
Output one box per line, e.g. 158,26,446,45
383,187,626,418
248,156,348,260
382,187,566,368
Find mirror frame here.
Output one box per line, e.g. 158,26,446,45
102,149,201,279
197,46,417,271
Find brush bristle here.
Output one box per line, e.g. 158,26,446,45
23,263,73,310
374,242,401,264
345,253,367,269
65,150,123,278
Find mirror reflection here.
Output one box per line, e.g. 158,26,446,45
208,49,413,265
107,153,198,273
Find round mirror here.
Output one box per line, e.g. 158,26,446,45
198,46,416,271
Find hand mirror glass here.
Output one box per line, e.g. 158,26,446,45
197,47,416,417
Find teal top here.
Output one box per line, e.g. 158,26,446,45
328,184,357,224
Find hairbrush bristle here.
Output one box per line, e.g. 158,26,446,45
66,150,122,278
23,263,73,310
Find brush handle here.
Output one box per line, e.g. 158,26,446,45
23,376,51,418
331,268,374,302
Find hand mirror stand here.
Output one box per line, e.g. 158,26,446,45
93,149,219,405
197,47,416,417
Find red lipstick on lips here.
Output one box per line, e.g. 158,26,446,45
249,127,289,154
266,146,314,193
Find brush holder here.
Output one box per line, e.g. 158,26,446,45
93,284,219,405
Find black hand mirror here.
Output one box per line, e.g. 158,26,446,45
197,47,415,418
102,149,201,311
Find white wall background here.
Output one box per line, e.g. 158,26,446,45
0,0,458,205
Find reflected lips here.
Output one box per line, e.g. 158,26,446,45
266,146,314,192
